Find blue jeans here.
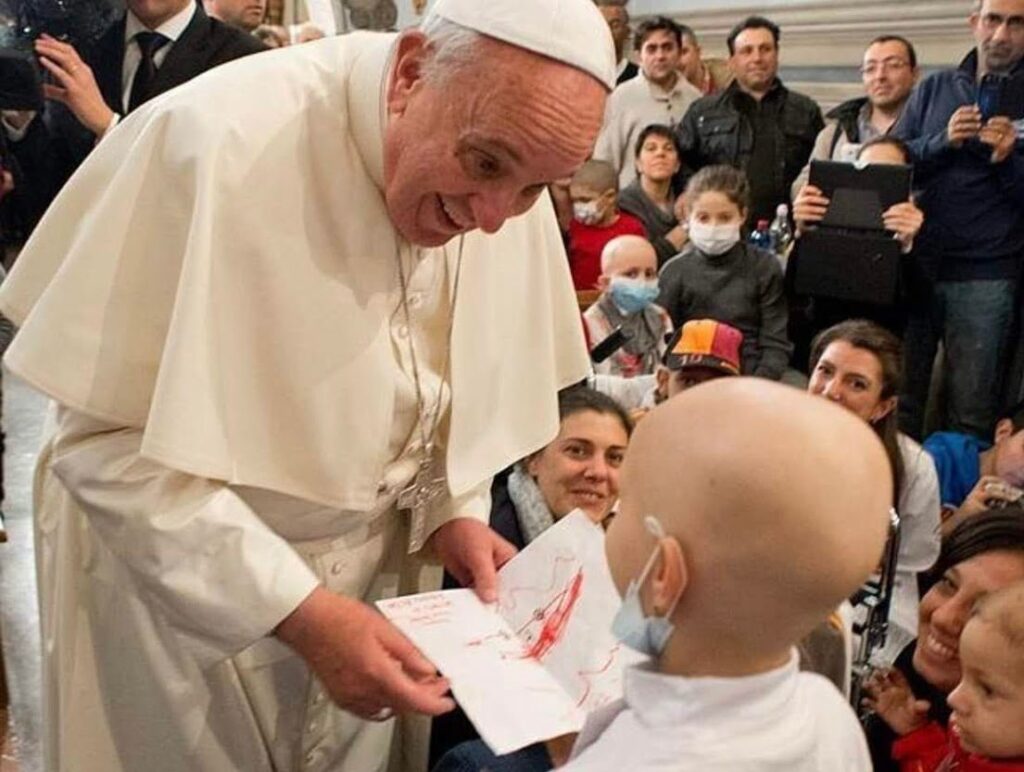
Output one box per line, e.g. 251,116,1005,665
431,741,553,772
900,278,1017,439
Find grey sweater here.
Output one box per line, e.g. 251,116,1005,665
657,242,792,379
618,181,680,268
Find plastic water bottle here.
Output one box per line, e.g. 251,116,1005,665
770,204,794,257
748,219,773,251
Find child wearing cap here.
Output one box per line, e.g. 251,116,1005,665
867,580,1024,771
584,235,673,378
568,160,647,291
658,318,743,400
563,379,891,771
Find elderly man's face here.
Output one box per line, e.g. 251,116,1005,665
383,33,607,248
971,0,1024,74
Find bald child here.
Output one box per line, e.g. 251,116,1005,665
584,235,673,378
564,378,891,771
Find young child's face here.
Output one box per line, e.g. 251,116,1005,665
602,249,657,284
570,184,616,225
947,617,1024,758
688,191,745,227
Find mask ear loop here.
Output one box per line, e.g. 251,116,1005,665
637,515,684,619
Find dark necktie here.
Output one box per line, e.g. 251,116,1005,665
127,31,170,113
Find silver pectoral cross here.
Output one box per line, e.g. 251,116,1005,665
398,449,448,521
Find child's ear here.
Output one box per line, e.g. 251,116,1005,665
597,274,611,292
994,418,1016,444
646,536,687,617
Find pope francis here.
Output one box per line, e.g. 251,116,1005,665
0,0,616,769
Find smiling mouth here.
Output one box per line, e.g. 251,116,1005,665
922,632,958,662
572,491,606,506
439,195,468,232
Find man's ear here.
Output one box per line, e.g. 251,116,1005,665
646,536,687,617
386,31,430,118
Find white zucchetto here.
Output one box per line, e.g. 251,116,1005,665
425,0,617,91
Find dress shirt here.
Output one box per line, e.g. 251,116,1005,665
120,2,197,112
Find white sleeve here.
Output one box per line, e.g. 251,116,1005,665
896,436,942,573
48,407,319,667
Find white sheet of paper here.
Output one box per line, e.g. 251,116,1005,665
377,510,645,754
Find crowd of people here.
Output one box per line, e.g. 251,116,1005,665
0,0,1022,770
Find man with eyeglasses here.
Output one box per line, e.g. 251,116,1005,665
894,0,1024,443
791,36,919,195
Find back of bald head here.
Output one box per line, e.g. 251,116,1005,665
621,378,892,654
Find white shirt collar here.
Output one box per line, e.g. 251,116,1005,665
125,1,197,46
616,58,629,78
624,650,800,728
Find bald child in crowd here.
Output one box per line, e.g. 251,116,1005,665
584,235,673,378
564,379,891,770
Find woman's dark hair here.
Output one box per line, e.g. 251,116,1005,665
558,386,634,438
683,165,750,213
634,124,678,159
809,320,904,506
930,508,1024,580
857,135,912,164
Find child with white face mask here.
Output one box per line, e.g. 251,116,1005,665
567,160,648,291
584,235,674,378
562,379,892,771
657,165,792,380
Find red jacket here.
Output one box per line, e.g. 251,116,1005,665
893,722,1024,771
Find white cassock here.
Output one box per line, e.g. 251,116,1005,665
0,33,589,772
562,653,872,772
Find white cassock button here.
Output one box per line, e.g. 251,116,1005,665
307,719,319,734
396,324,409,339
377,480,388,494
312,690,325,706
305,748,321,767
330,561,344,576
408,293,422,309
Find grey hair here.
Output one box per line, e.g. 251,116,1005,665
418,18,485,86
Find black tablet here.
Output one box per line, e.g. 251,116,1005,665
809,160,913,232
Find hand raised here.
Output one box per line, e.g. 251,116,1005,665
862,667,931,735
35,34,115,136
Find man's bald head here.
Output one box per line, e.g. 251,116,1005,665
601,234,656,275
606,378,892,670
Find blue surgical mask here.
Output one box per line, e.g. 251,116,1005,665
609,277,659,314
611,515,681,657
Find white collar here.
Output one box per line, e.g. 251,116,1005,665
641,70,685,100
624,650,800,728
348,35,395,192
616,57,630,78
125,1,197,46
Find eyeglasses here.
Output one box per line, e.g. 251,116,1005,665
979,13,1024,33
860,58,911,76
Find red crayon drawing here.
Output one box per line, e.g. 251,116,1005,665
515,568,585,661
